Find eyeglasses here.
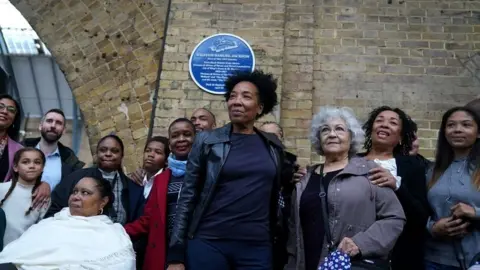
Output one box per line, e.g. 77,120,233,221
319,126,348,136
0,103,17,115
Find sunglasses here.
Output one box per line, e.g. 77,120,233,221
0,103,17,115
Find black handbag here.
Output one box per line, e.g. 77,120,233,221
316,164,391,270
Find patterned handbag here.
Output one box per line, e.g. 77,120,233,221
318,250,352,270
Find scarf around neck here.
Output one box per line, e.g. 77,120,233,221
0,208,135,270
168,154,187,177
98,168,119,180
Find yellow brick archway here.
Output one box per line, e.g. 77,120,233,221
11,0,480,171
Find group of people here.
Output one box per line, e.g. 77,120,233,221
0,70,476,270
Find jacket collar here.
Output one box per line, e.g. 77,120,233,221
23,137,84,166
337,157,376,177
306,156,376,179
204,123,284,149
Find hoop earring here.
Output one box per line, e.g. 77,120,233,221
98,208,103,215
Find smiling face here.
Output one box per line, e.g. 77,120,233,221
319,117,351,157
371,110,402,149
68,177,109,217
143,141,167,174
40,112,65,143
445,110,479,150
169,121,195,160
0,98,17,131
227,81,263,126
96,137,123,171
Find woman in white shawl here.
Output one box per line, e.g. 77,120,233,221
0,176,135,270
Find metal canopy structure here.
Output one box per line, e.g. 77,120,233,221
0,0,83,153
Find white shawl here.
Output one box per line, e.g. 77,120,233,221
0,208,135,270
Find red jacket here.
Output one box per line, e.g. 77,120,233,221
125,169,171,270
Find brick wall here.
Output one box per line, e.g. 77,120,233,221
154,0,283,136
11,0,169,171
11,0,480,170
311,0,479,162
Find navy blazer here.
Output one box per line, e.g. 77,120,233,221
45,167,145,223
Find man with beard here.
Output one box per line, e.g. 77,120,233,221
23,109,84,191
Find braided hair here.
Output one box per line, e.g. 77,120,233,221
0,147,45,215
363,106,417,155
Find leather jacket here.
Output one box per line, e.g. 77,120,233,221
167,123,286,264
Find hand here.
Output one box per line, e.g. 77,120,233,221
368,167,396,189
432,217,470,238
293,167,306,183
129,168,146,186
338,237,360,257
32,182,51,209
451,203,476,219
166,264,185,270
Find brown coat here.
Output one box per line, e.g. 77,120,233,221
285,157,406,270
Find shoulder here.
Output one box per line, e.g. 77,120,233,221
257,130,284,149
394,154,416,167
199,124,229,146
154,168,171,180
57,143,85,169
124,174,142,191
348,156,378,171
63,168,101,185
395,154,428,180
8,137,24,150
0,182,10,194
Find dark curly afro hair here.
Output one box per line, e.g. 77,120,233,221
224,70,278,119
363,106,417,155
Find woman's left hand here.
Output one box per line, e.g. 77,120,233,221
368,167,396,189
32,182,51,209
338,237,360,257
451,203,476,219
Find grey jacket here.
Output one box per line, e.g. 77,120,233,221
285,157,406,270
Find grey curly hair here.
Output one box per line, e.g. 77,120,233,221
310,106,365,157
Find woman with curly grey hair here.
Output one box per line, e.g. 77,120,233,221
285,106,406,270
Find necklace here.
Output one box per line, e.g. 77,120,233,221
0,135,8,158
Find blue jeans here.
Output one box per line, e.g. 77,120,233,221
425,261,462,270
187,238,272,270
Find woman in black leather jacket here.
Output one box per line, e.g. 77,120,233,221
167,70,285,270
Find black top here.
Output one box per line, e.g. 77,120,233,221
300,170,341,270
389,155,430,270
167,175,184,238
196,133,276,242
0,146,9,182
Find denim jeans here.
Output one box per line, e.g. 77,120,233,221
187,238,272,270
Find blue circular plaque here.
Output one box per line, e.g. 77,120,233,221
189,33,255,95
